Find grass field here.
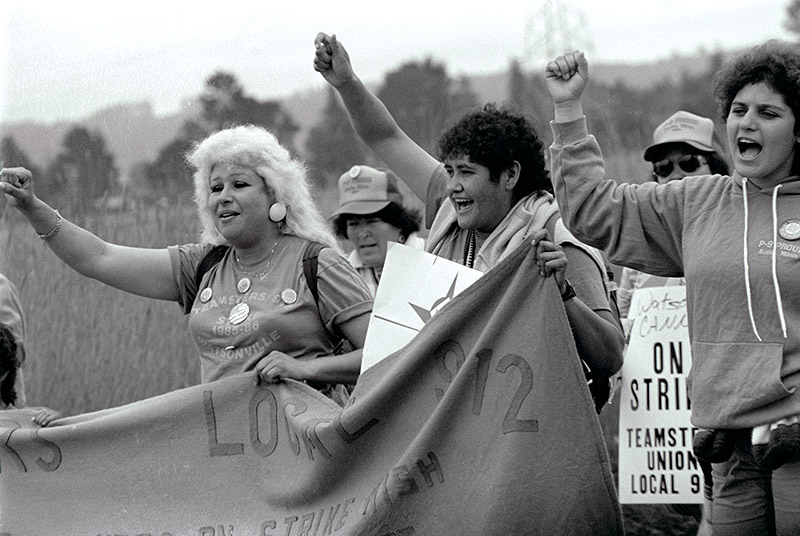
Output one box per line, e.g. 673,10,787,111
1,199,201,413
0,156,702,534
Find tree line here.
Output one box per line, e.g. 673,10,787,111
2,51,727,214
11,0,800,216
5,0,800,213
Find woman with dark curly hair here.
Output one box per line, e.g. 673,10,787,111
547,40,800,535
314,33,624,403
0,323,60,425
0,273,28,407
331,165,423,294
0,323,19,409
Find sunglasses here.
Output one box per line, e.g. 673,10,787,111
652,154,707,179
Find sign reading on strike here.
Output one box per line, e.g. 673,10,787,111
618,286,703,504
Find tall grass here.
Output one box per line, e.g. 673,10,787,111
1,199,201,415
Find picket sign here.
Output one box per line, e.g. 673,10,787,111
618,285,704,504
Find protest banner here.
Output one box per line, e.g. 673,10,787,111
0,245,623,534
618,285,703,504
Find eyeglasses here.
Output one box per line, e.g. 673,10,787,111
652,154,708,179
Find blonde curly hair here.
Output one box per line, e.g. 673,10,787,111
186,125,339,251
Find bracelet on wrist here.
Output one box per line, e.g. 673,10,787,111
38,210,62,241
560,279,577,302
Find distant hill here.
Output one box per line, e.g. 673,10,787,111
0,51,721,182
1,101,189,183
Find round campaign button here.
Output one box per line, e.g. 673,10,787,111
237,277,251,293
199,287,213,303
281,288,298,305
228,303,250,325
779,219,800,241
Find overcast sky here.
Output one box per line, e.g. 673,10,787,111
0,0,792,124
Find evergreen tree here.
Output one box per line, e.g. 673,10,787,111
305,87,368,188
0,136,40,173
377,58,473,156
47,127,118,212
139,120,206,203
200,71,299,152
786,0,800,39
143,72,300,199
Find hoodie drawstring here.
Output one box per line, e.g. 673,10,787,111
742,178,788,341
742,178,762,341
771,184,788,338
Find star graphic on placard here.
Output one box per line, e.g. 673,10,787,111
409,275,459,324
371,275,460,333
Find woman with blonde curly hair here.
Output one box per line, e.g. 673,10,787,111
0,125,372,397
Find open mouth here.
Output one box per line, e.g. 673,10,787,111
452,198,474,213
217,210,239,221
737,138,762,160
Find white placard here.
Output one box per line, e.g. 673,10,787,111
618,286,703,504
360,242,483,374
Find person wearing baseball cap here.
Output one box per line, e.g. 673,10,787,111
643,110,730,185
619,110,731,536
331,165,422,294
618,110,731,316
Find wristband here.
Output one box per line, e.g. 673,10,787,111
560,279,576,302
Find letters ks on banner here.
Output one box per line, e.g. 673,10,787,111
0,245,623,535
618,285,703,504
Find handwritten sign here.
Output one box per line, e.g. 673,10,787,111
618,286,703,504
360,242,482,373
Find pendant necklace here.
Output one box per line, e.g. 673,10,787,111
228,237,280,324
233,238,281,290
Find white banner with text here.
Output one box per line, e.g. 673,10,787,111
618,285,703,504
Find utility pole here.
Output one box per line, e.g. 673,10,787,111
523,0,595,69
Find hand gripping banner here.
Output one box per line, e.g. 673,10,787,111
0,244,623,535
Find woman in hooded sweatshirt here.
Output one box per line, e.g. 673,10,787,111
546,41,800,536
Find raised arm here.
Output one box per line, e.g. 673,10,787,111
313,33,439,202
0,168,179,301
545,52,686,276
544,50,588,123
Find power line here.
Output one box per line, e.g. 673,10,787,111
523,0,596,68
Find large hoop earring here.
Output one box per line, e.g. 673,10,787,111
269,202,287,223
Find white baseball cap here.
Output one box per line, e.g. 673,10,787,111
643,111,718,162
331,165,404,217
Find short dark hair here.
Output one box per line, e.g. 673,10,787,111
0,324,19,407
436,103,551,202
648,143,731,179
333,202,421,240
714,40,800,173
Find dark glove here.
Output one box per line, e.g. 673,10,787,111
751,417,800,470
692,428,736,463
